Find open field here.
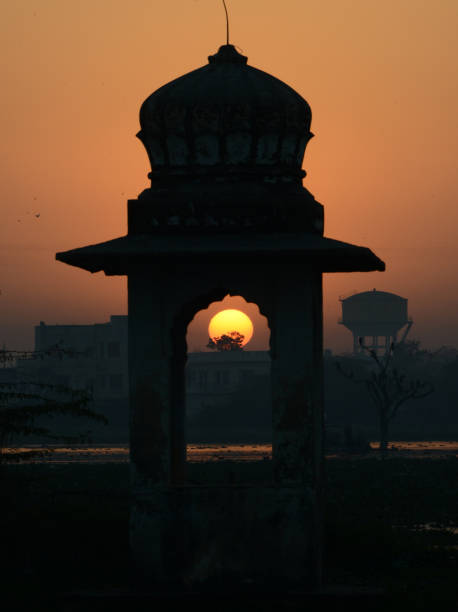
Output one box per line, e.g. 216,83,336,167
1,455,457,610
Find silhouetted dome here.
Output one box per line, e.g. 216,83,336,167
138,45,313,182
343,290,406,304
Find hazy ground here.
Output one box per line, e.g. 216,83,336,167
1,454,457,610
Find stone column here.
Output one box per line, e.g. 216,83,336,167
270,269,323,486
128,265,173,488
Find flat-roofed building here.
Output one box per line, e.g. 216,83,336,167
18,316,128,401
186,350,270,416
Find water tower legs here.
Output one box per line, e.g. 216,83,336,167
352,333,358,354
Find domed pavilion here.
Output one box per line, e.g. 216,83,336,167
56,45,384,589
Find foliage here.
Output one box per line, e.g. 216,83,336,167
0,348,108,463
336,340,434,452
0,344,79,366
207,330,244,352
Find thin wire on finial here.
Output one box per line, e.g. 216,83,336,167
222,0,230,44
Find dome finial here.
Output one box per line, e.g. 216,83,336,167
222,0,230,45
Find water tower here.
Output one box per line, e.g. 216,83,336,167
340,289,412,354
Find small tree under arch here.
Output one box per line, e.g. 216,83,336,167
207,331,245,352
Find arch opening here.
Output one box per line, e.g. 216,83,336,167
184,294,272,484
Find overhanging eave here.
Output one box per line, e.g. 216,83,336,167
55,233,385,276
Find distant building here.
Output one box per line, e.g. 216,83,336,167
16,316,269,409
186,351,270,416
0,367,17,383
17,316,128,401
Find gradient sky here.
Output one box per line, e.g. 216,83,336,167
1,0,457,352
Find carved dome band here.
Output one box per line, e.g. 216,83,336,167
138,45,313,183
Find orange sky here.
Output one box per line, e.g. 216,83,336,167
1,0,457,352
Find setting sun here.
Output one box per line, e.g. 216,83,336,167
208,309,254,347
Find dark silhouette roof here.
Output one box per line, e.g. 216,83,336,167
342,289,406,303
56,45,386,278
138,45,313,181
56,233,385,276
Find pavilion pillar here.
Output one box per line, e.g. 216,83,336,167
270,270,323,486
128,266,182,488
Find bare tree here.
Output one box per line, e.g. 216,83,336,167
0,348,107,465
336,341,434,453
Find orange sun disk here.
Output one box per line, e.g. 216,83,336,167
208,309,254,346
